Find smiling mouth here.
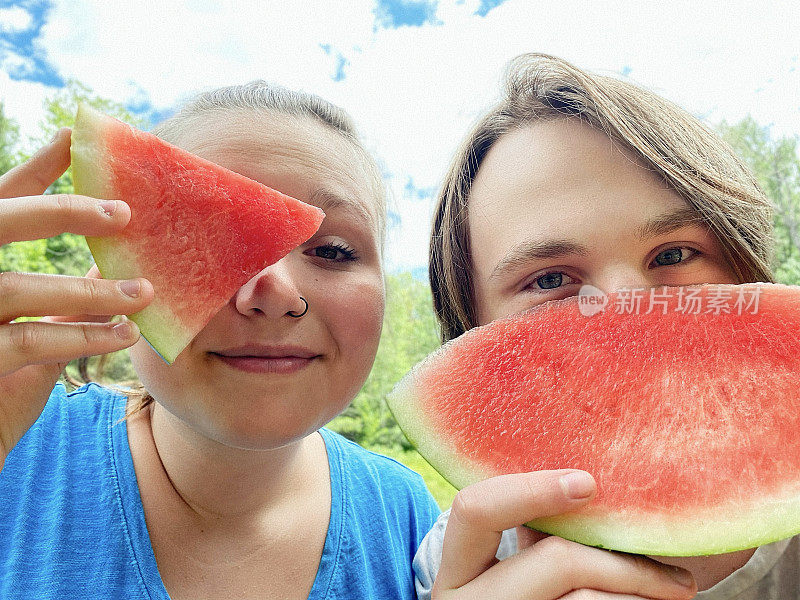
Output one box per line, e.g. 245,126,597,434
210,348,321,374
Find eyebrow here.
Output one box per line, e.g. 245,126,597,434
309,188,373,224
635,206,706,240
490,239,589,280
489,206,706,281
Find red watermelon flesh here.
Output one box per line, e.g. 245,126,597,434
387,283,800,556
71,104,324,363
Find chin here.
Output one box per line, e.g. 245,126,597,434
199,399,347,451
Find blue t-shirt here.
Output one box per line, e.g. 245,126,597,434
0,383,441,599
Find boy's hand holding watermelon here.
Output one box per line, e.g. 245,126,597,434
431,471,697,599
0,129,153,470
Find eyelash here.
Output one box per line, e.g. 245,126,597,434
648,246,700,269
524,246,701,292
308,242,358,263
524,271,578,292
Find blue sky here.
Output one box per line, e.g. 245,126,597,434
373,0,507,27
1,0,799,272
0,0,62,86
0,0,512,100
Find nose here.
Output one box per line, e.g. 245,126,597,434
593,263,655,294
233,257,306,319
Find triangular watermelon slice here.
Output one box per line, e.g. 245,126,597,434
71,104,325,363
387,283,800,556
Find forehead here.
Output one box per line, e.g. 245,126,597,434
174,110,381,228
468,118,689,256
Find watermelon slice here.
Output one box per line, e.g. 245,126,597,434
70,104,325,363
387,283,800,556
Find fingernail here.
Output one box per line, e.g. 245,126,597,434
559,471,595,499
113,320,138,339
50,128,63,144
99,200,118,217
668,565,695,588
118,279,140,298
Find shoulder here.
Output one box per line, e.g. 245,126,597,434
4,382,128,470
318,430,442,599
320,428,441,520
321,428,428,487
48,382,128,430
46,381,127,415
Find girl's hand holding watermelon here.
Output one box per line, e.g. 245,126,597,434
0,128,153,469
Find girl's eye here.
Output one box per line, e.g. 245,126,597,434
531,271,575,290
307,243,357,263
651,247,697,267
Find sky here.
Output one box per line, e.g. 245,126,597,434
1,0,799,276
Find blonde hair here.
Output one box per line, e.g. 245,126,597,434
67,81,386,417
429,53,776,342
154,81,387,240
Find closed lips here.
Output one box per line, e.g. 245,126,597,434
211,345,319,359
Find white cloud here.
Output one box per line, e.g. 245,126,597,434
0,6,33,32
1,0,799,271
0,70,52,146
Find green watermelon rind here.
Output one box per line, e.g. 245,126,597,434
71,105,193,362
386,297,800,557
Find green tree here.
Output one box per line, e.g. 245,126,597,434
33,79,148,152
718,117,800,284
329,271,440,449
0,101,20,176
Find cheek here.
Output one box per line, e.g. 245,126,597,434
323,274,384,369
473,278,515,327
128,339,164,389
707,257,741,285
128,337,196,402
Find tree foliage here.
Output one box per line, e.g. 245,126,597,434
0,102,20,176
717,117,800,284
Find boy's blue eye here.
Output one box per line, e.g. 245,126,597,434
652,247,696,267
535,272,574,289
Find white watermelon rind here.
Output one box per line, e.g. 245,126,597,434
386,317,800,557
71,105,194,363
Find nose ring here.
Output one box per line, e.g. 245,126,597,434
287,296,309,318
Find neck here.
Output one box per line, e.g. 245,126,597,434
145,402,326,524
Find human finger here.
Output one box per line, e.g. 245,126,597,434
560,591,680,600
0,319,141,378
516,525,549,551
0,272,152,323
42,265,115,325
455,536,696,600
435,470,596,592
0,128,71,198
0,194,130,245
